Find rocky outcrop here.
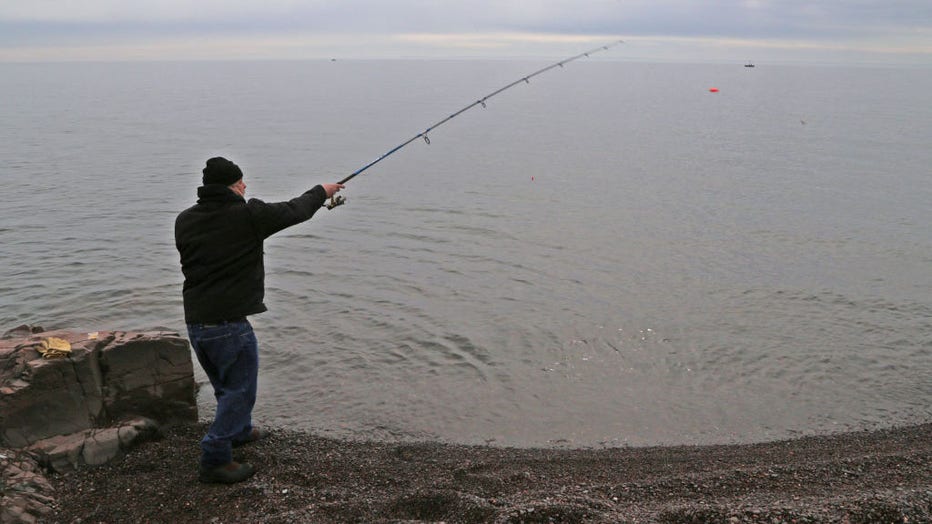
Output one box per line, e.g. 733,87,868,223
1,326,197,451
0,325,198,523
1,448,55,524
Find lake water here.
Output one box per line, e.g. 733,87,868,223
1,58,930,447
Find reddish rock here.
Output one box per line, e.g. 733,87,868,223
0,329,197,448
0,327,198,523
0,448,55,524
0,325,197,523
99,332,197,425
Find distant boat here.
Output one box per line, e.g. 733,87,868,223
744,62,755,68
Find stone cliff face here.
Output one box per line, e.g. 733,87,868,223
0,325,198,523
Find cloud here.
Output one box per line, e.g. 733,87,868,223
0,0,929,63
2,1,927,35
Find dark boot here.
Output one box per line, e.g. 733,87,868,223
199,461,255,484
233,427,269,448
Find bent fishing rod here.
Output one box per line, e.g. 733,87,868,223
325,39,624,209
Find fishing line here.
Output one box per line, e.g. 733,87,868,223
326,40,624,209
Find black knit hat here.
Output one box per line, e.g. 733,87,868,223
202,157,243,186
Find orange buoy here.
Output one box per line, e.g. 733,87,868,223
709,87,719,93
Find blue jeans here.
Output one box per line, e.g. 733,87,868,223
187,319,258,468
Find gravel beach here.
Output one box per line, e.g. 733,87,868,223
48,422,930,523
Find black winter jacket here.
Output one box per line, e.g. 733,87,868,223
175,184,328,323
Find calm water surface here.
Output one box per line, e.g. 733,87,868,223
1,59,930,446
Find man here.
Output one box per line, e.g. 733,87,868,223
175,156,343,484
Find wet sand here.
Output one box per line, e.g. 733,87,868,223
48,422,930,523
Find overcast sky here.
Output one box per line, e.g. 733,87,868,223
1,1,929,64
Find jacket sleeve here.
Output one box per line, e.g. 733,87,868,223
246,185,328,239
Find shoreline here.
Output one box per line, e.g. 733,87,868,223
48,421,930,523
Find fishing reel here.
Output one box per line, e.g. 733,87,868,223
325,195,346,210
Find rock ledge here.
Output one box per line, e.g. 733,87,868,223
0,325,197,523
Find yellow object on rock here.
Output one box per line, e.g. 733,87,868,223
38,337,72,359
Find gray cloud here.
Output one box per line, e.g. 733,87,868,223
0,0,929,62
3,1,930,35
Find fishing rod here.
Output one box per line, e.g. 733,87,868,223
326,39,624,210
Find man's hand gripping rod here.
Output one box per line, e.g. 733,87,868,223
325,40,623,211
